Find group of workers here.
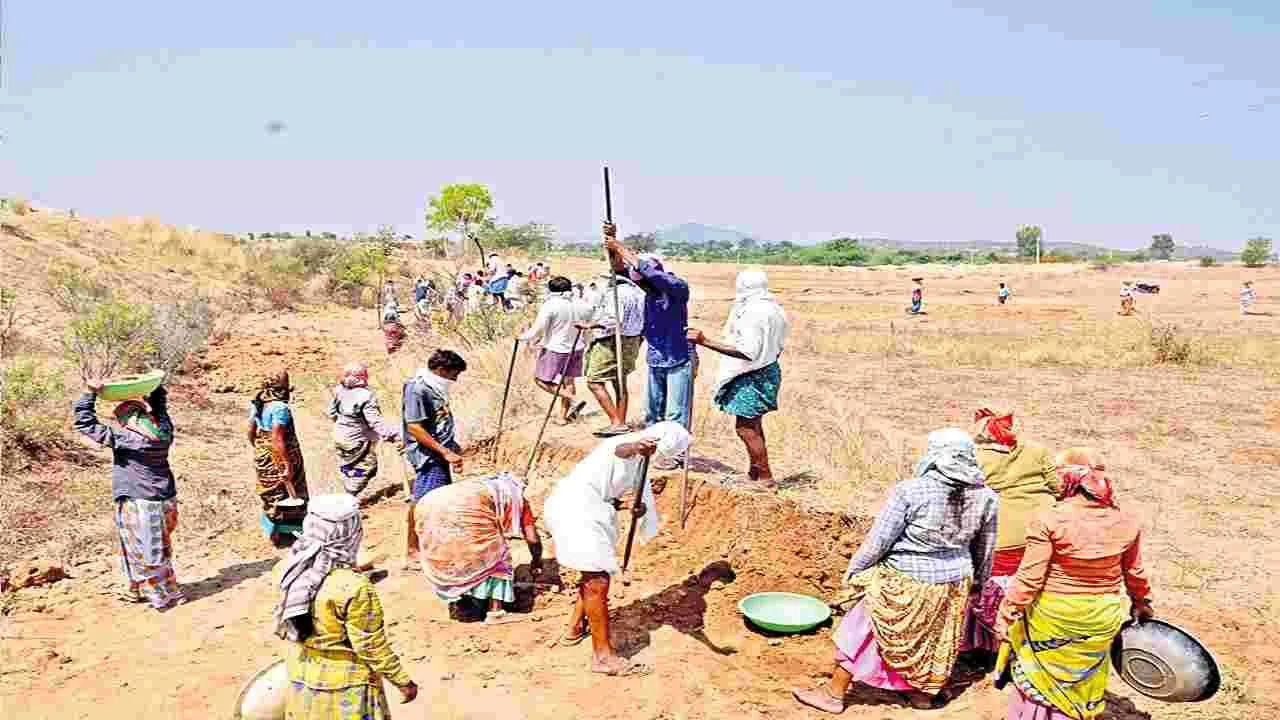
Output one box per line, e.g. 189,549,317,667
75,222,1266,720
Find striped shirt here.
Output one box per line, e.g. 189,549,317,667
846,476,999,586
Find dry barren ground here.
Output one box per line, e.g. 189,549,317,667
2,217,1278,719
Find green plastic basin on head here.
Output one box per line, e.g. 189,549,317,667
99,370,165,402
738,592,831,633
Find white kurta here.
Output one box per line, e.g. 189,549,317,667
712,298,788,398
542,423,689,575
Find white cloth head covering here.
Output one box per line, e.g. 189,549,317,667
712,269,788,397
274,494,363,641
914,428,985,487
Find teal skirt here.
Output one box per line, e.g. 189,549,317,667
715,362,782,418
438,576,516,604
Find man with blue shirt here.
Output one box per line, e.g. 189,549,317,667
603,222,696,470
401,349,467,565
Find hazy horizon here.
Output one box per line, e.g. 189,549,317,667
2,2,1277,251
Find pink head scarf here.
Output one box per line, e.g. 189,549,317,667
340,361,369,389
1055,447,1115,507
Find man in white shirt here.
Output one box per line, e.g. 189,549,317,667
519,276,592,424
486,253,502,277
577,272,647,436
687,270,788,488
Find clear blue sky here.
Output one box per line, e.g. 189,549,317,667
2,1,1277,249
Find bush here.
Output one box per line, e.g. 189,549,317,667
1241,237,1273,267
62,302,155,381
241,247,307,309
0,358,67,460
0,287,18,358
288,236,345,275
1199,256,1217,267
144,291,217,374
6,197,31,216
44,260,113,314
327,244,390,307
1148,323,1202,366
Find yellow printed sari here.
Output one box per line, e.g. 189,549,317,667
1007,592,1126,719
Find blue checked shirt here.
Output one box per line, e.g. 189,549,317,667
846,476,999,587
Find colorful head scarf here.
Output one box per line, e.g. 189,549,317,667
480,472,526,539
1054,447,1114,507
914,427,985,487
973,408,1017,448
113,400,170,442
274,494,363,641
340,361,369,389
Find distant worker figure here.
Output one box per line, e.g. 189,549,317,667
1118,281,1136,316
486,252,502,277
578,271,647,437
382,298,406,354
997,283,1010,306
908,278,924,315
688,270,788,489
1240,281,1257,316
327,361,401,496
543,422,691,677
520,276,591,425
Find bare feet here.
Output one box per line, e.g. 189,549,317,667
590,655,653,677
792,686,845,714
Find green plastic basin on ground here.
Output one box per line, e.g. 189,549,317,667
738,592,831,633
99,370,165,401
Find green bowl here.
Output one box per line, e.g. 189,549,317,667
739,592,831,633
99,370,165,401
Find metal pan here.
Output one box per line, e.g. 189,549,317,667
1110,619,1220,703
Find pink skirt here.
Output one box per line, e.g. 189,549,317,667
964,575,1012,653
1007,685,1072,719
832,601,913,691
534,348,584,383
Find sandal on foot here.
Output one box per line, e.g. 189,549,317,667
593,424,630,437
565,401,588,422
792,687,846,714
117,590,146,604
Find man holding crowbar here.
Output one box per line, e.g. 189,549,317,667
542,421,690,676
579,167,646,437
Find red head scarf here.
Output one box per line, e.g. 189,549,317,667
1055,447,1115,507
974,408,1017,448
113,400,169,442
340,361,369,389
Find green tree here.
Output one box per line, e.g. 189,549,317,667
1150,233,1175,260
1015,225,1042,258
426,183,495,257
485,222,554,253
1241,236,1274,267
625,232,659,253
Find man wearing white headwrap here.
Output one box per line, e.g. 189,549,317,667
543,421,691,677
688,270,788,488
274,494,418,718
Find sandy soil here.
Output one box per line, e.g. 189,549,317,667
2,251,1277,720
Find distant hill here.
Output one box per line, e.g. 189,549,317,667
1173,245,1237,262
656,223,758,247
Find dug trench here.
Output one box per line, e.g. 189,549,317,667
1,406,1161,719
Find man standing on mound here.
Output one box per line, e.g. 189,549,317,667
603,223,695,470
688,269,788,489
543,422,691,677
